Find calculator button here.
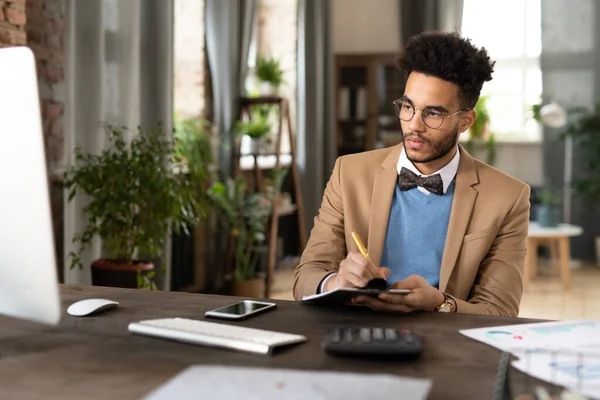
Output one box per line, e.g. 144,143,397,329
359,328,371,342
373,328,384,340
385,329,398,341
343,329,354,342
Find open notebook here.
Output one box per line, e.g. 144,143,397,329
302,287,412,305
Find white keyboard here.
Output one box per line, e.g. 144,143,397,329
128,318,307,355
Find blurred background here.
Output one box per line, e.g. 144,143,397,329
2,0,599,320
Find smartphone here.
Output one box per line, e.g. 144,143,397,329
204,300,277,320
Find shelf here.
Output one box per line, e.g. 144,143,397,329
234,152,291,158
240,96,284,105
238,154,292,171
338,119,366,124
277,203,297,217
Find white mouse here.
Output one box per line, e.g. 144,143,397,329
67,298,119,317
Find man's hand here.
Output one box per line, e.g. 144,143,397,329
352,275,446,313
324,252,390,292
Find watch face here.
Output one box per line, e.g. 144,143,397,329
438,303,451,312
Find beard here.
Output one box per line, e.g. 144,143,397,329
401,124,460,164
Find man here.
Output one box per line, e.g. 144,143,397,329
293,31,530,317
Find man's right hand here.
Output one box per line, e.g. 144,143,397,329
323,251,390,292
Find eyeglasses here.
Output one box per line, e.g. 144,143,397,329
393,99,469,129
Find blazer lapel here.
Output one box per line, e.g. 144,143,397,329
438,146,479,292
367,145,402,267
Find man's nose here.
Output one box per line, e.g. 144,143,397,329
408,109,426,132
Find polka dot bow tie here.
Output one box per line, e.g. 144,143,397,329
398,167,444,195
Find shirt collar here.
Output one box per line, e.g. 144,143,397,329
397,146,460,194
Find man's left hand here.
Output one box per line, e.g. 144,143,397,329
352,275,446,313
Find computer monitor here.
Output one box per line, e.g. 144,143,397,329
0,47,61,326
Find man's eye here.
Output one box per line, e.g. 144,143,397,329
425,110,442,118
403,104,413,111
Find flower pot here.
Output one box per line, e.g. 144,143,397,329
258,81,277,96
91,259,154,289
233,278,265,298
249,138,261,154
536,205,561,228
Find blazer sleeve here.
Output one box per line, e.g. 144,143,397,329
453,184,531,317
293,157,347,300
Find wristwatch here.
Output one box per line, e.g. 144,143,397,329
436,293,456,313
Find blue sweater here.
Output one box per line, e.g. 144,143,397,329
380,182,455,288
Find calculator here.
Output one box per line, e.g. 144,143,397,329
322,326,423,358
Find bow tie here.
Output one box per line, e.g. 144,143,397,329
398,167,444,195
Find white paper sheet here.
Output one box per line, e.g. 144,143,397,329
143,365,432,400
512,351,600,399
459,319,600,356
460,319,600,399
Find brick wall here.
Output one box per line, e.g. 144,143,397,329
0,0,27,47
26,0,66,280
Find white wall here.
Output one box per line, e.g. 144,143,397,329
471,142,543,186
332,0,400,53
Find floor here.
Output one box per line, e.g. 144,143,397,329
270,259,600,321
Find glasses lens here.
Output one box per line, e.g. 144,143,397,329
422,109,444,129
395,101,414,121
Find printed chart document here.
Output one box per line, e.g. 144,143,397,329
143,365,432,400
302,288,411,305
460,319,600,399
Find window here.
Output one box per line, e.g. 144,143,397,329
240,0,298,170
173,0,206,119
461,0,542,141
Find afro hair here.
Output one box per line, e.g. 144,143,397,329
396,31,495,109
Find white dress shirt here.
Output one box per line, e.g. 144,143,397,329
318,146,461,293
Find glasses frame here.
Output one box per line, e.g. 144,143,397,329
393,99,470,129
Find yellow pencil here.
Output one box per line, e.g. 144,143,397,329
351,231,372,262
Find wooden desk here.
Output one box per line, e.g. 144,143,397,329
0,285,553,399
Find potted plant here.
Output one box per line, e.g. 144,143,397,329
234,110,271,154
63,124,202,289
255,55,284,96
562,104,600,264
537,186,562,228
174,115,215,201
173,115,216,290
466,95,496,165
207,168,287,297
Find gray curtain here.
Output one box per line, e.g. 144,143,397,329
297,0,335,234
64,0,174,287
399,0,463,44
541,0,599,260
204,0,255,291
205,0,256,176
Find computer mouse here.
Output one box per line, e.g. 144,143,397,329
364,278,388,290
67,298,119,317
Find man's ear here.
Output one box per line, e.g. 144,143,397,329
460,109,477,133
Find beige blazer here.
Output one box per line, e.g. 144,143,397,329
293,144,530,317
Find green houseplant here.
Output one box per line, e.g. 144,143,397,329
174,115,215,203
562,104,600,264
64,124,202,289
563,104,600,204
466,95,496,165
255,55,284,96
207,168,287,297
537,186,562,227
234,107,272,154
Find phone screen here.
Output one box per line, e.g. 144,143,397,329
214,301,272,316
